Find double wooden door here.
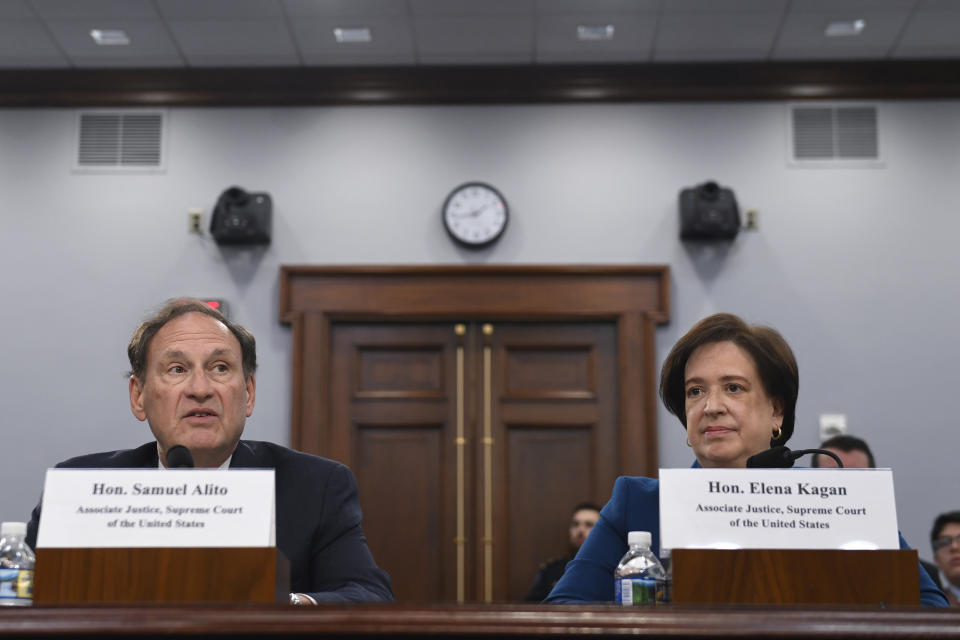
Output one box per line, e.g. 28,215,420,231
330,320,617,602
279,266,669,603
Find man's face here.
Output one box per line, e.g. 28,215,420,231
933,522,960,587
817,447,871,469
129,312,255,468
569,508,600,550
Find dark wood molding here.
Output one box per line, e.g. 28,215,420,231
3,604,959,637
278,265,671,325
4,60,960,107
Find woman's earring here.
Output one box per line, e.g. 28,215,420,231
686,437,692,447
772,426,782,441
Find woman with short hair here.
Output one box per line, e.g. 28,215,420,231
546,313,946,606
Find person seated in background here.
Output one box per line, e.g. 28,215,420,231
813,433,942,587
811,434,874,469
524,502,601,601
546,313,947,606
26,298,393,605
931,511,960,606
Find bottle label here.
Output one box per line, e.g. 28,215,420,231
0,568,32,604
615,577,662,605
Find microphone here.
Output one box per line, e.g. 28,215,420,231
746,446,845,469
746,445,794,468
165,445,195,468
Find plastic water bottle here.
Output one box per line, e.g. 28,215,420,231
660,547,673,604
0,522,34,606
614,531,666,605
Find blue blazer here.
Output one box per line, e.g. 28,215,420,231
26,440,394,603
546,474,948,607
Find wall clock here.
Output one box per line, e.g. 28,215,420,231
442,182,509,248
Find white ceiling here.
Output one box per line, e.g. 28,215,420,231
0,0,958,70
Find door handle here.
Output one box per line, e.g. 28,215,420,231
454,323,466,603
481,323,494,603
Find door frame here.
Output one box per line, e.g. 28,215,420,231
279,265,670,478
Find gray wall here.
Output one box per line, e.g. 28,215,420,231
1,101,956,562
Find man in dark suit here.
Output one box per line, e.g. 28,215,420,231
26,298,393,604
524,502,601,602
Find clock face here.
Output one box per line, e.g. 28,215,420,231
442,182,509,248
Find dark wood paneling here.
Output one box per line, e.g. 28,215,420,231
674,549,920,606
619,312,660,478
6,61,960,107
281,266,669,480
489,322,617,602
282,266,668,603
356,346,445,398
35,548,286,605
506,427,594,601
281,266,669,321
504,346,595,399
354,427,446,604
4,604,960,638
331,323,462,603
499,403,599,425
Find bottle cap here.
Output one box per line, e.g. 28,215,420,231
627,530,651,548
0,522,27,537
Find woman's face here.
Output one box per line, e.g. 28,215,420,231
684,340,783,468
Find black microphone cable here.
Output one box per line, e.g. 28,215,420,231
746,446,844,468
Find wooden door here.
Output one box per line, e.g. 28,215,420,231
329,320,617,602
486,322,618,602
279,266,669,602
329,323,463,603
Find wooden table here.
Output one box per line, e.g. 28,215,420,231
2,604,959,638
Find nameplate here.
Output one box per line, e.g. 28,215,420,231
659,468,899,550
36,469,275,548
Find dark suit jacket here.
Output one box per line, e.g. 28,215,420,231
525,556,571,602
26,440,394,603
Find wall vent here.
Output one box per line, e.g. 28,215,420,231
75,110,166,171
789,105,880,165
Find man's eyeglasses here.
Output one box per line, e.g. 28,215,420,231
932,534,960,552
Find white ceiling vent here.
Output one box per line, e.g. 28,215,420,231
789,105,881,166
75,111,166,172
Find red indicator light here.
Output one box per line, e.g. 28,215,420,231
198,299,228,318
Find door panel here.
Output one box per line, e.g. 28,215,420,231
354,426,446,603
330,320,617,603
487,322,617,601
503,346,596,398
355,346,446,399
331,323,463,603
505,426,595,601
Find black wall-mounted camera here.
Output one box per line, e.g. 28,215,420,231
210,186,272,245
678,181,741,241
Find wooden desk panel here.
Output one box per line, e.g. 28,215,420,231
673,549,920,606
34,548,289,605
2,605,958,638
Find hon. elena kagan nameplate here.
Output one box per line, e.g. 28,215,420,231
659,468,900,551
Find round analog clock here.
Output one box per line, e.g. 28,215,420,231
442,182,509,248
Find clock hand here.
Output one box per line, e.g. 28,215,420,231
451,207,485,218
